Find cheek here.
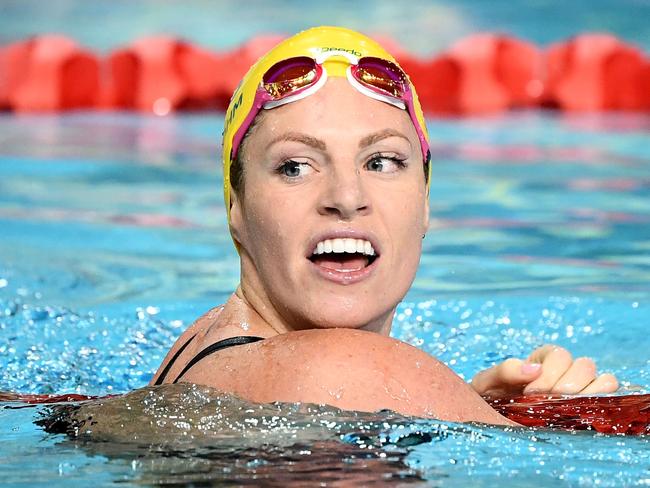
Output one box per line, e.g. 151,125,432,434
242,193,299,261
392,191,427,237
388,193,427,271
244,201,278,245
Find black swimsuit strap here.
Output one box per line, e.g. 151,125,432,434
153,332,198,386
173,335,265,384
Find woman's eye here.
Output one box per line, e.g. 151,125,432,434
366,155,406,173
277,160,311,178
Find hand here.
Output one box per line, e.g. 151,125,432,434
470,344,619,397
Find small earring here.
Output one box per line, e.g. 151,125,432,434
422,234,426,239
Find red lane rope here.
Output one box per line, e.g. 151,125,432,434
489,393,650,435
0,392,106,404
1,33,648,113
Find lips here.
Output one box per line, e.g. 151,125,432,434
307,234,380,284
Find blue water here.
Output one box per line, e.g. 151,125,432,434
1,111,649,486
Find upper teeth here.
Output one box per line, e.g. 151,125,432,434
312,238,375,256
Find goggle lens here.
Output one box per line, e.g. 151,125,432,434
262,56,318,98
355,57,407,98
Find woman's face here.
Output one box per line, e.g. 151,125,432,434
230,77,429,334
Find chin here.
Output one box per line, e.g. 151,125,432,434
294,296,397,332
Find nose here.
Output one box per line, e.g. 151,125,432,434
317,162,370,220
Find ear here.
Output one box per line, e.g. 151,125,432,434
229,189,245,249
422,188,430,236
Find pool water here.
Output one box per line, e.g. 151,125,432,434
1,111,649,486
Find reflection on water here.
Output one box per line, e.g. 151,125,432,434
0,113,216,165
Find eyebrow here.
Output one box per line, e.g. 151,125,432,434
359,129,411,149
268,132,327,151
267,128,411,152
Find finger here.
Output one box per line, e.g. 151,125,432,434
527,344,569,364
549,357,597,394
580,373,619,395
523,346,573,394
471,358,542,395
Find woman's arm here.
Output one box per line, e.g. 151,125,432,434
177,328,515,426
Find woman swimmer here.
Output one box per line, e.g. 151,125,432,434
151,26,619,425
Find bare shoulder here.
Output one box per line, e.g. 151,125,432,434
148,305,225,386
179,328,512,425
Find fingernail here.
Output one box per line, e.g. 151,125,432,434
521,362,542,374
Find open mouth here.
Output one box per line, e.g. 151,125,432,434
308,237,378,272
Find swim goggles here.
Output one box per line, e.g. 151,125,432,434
229,50,431,165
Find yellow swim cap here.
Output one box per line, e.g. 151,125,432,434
222,26,430,223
